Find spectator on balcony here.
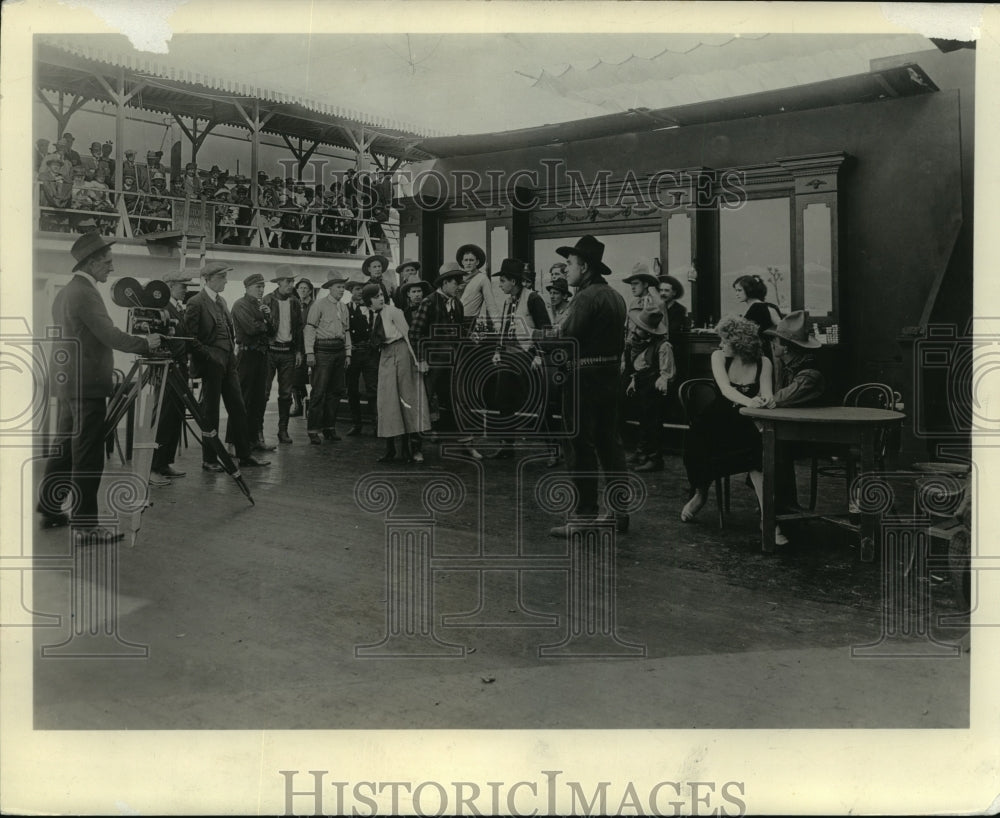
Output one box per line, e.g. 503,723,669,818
121,174,140,217
212,186,239,244
81,141,102,176
35,138,50,173
231,179,253,245
121,149,138,185
99,142,115,185
182,163,202,199
38,154,74,232
60,132,82,167
138,150,164,192
207,165,228,191
49,139,74,178
279,194,304,250
169,177,186,198
139,172,172,234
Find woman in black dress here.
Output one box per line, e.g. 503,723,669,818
680,315,787,545
733,274,783,342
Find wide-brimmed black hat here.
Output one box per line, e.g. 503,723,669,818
456,244,486,269
496,258,529,282
657,274,685,300
556,235,611,277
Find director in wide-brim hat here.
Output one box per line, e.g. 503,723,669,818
764,310,822,348
271,264,296,284
322,276,349,289
555,235,612,278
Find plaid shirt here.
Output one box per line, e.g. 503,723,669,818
408,290,464,361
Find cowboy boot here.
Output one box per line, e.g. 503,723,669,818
277,398,293,444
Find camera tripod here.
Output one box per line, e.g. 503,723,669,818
103,353,255,546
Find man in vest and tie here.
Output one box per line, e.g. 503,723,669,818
184,261,271,471
345,279,379,435
489,258,552,458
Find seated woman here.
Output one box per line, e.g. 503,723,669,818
363,283,431,464
680,315,787,546
733,274,783,346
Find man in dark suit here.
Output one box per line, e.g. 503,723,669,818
344,279,378,435
38,234,163,541
230,272,275,452
184,261,270,472
150,270,193,482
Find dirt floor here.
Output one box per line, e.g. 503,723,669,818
29,409,970,730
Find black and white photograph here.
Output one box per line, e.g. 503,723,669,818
1,1,997,814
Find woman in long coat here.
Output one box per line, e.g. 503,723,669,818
363,283,431,463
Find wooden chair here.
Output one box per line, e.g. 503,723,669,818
678,378,742,528
808,382,897,510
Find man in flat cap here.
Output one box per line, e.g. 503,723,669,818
262,265,305,445
184,261,270,470
151,270,195,482
230,271,276,452
303,273,352,444
37,234,163,540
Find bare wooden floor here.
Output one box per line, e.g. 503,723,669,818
29,405,970,729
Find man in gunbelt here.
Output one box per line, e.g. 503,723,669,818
230,272,276,452
304,274,352,445
262,265,304,445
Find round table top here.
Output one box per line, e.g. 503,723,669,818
739,405,906,424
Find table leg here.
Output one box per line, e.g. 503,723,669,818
859,427,876,562
761,423,777,553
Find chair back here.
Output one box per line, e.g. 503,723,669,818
843,382,894,410
678,378,720,425
844,382,896,458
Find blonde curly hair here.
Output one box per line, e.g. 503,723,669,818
715,314,763,361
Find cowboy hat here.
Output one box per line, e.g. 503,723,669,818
362,254,390,276
764,310,822,348
434,261,465,288
455,244,486,269
628,305,668,336
496,258,529,282
622,262,659,289
399,279,432,300
657,274,685,299
556,235,611,277
270,265,296,283
395,258,421,275
200,261,233,278
322,276,348,289
70,233,115,272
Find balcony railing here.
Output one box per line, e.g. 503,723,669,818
35,182,394,258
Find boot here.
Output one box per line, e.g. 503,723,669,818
277,399,293,444
254,426,276,452
376,438,396,463
409,433,424,464
289,390,304,418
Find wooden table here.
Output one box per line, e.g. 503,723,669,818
740,406,906,560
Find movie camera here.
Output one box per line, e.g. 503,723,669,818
111,277,187,341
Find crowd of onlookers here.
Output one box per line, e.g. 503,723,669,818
35,131,395,249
